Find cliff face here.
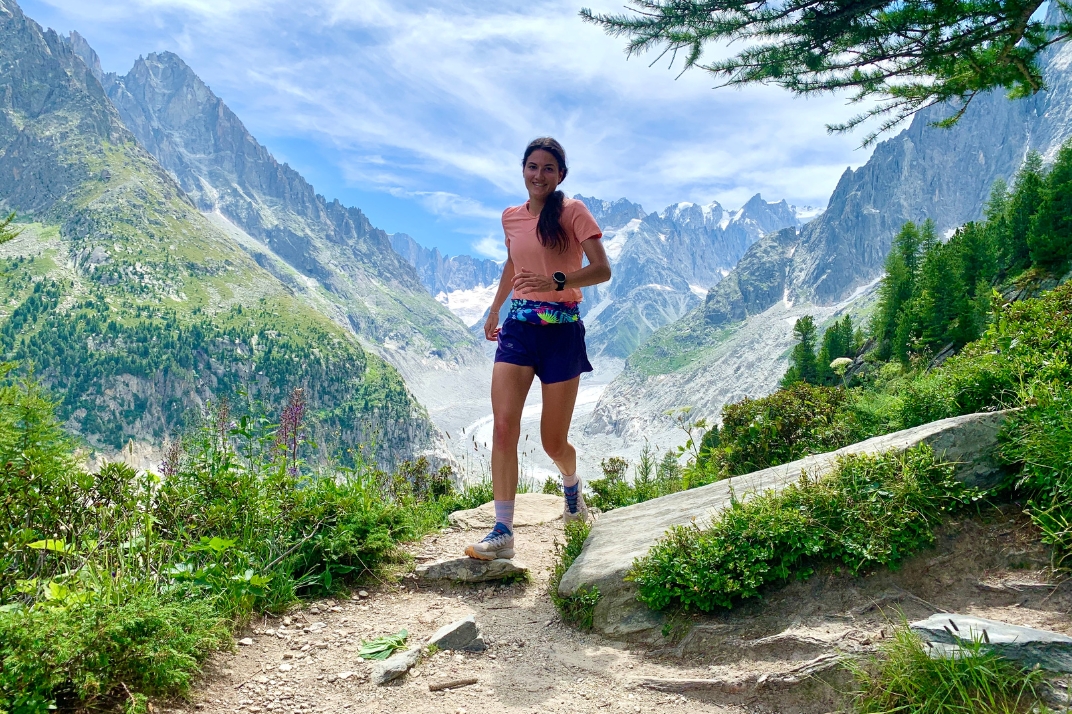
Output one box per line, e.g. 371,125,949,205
578,194,805,359
588,26,1072,442
389,232,501,296
0,0,432,462
96,50,476,364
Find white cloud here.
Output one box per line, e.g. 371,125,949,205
388,190,501,221
472,235,507,261
31,0,880,253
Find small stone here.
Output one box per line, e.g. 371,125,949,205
238,638,254,646
309,606,320,614
416,557,528,584
282,616,292,626
278,664,292,672
427,616,486,652
282,653,294,660
337,671,356,681
372,647,422,685
358,591,369,598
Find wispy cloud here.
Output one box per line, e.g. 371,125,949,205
27,0,878,255
472,235,507,261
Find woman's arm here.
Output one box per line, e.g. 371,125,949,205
483,258,516,341
511,238,612,295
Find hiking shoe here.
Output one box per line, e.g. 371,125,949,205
464,523,515,561
562,479,589,524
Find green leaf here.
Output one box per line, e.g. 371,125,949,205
27,539,73,554
358,629,408,660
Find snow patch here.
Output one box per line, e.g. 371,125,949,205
791,205,824,223
689,284,709,298
435,282,499,326
602,218,642,261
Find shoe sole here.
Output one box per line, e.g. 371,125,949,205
464,546,515,561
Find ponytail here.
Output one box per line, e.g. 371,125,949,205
523,137,570,254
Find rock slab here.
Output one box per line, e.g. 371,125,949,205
559,410,1010,639
911,614,1072,673
371,647,421,685
427,615,486,652
448,493,563,529
416,557,528,583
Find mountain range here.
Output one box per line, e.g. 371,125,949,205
84,46,477,373
0,0,432,461
587,3,1072,444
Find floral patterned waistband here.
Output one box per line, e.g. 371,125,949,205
507,299,580,325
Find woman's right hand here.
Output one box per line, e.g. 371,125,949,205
484,310,501,341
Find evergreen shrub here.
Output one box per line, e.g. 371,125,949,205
629,446,981,612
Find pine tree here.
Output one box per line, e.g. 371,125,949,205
1029,139,1072,271
872,222,921,359
581,0,1068,144
1005,152,1045,272
0,212,19,245
782,315,819,387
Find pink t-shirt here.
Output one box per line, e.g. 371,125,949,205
503,197,602,303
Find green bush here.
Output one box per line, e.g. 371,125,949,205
0,594,229,714
847,622,1046,714
587,446,688,512
1000,387,1072,570
548,520,599,630
899,281,1072,427
629,446,980,612
711,382,851,477
0,377,490,711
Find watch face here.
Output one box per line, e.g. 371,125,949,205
553,272,566,290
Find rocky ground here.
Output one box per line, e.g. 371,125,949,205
178,505,1071,714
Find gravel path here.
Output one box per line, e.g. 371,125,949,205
179,522,730,714
178,507,1069,714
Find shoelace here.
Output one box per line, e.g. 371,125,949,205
481,523,512,542
564,482,580,514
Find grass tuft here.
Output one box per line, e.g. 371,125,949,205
548,520,600,630
847,622,1049,714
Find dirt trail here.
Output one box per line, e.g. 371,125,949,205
180,506,1071,714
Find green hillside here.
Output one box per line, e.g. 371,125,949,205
0,1,428,460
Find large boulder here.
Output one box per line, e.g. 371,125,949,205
911,614,1072,673
559,410,1011,640
448,493,563,529
416,557,529,583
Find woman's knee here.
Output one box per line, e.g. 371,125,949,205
492,416,521,448
542,436,572,461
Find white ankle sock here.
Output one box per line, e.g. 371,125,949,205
493,500,514,532
561,472,579,489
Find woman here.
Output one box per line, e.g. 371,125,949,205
465,137,611,561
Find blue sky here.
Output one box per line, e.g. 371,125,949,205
22,0,880,260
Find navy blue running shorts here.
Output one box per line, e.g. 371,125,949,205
494,317,594,384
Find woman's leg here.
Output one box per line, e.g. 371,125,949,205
540,375,580,475
465,362,534,560
491,361,535,501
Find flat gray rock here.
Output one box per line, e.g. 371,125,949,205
427,615,486,652
371,647,421,685
911,614,1072,673
559,410,1010,639
415,557,528,583
448,493,563,529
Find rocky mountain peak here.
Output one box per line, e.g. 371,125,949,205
574,195,647,231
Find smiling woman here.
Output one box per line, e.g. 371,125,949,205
464,137,612,562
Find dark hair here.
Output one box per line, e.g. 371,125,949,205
522,137,569,254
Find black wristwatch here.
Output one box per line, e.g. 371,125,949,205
553,271,567,291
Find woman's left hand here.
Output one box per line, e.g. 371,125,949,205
512,268,554,295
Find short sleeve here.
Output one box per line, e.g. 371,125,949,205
502,207,511,248
567,201,602,244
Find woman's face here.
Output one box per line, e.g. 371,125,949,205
523,149,564,202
